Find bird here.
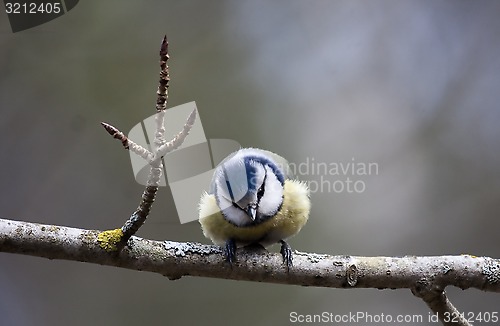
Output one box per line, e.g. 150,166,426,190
199,148,310,269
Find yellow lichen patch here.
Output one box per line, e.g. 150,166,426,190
97,229,123,252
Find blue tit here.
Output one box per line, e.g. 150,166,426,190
199,148,310,269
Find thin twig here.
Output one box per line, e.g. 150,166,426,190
100,122,131,150
120,186,158,244
156,35,170,114
99,35,196,249
154,108,196,160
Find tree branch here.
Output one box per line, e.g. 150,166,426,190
1,217,499,291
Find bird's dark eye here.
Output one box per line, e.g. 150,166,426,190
257,173,266,202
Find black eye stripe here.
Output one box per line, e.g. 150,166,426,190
256,171,267,202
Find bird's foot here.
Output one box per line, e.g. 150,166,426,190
279,240,293,271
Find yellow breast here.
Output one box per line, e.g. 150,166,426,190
199,179,310,247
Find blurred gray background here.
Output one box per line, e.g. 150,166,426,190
1,1,499,325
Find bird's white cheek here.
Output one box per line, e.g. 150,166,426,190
258,170,284,217
222,206,253,227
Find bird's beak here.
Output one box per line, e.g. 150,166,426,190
246,205,257,221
